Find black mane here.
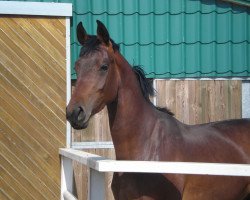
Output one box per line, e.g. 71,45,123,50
79,35,120,56
133,66,174,116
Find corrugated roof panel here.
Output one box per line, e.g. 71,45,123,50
169,13,184,44
232,42,248,72
185,13,201,43
169,0,184,14
124,15,139,44
154,0,170,14
75,0,86,14
186,43,202,73
122,0,138,14
139,44,155,70
216,12,231,42
185,0,202,13
121,44,138,66
200,0,217,12
140,41,249,78
216,43,231,72
232,11,248,42
75,11,249,44
216,0,233,12
72,0,249,15
153,45,170,74
154,15,167,44
108,15,124,42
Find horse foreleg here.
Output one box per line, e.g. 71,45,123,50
238,184,250,200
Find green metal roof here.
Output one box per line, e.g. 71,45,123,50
3,0,250,78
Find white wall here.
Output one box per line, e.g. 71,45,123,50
242,81,250,118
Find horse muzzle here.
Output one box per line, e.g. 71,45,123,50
66,106,89,129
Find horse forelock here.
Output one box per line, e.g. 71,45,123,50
79,35,120,57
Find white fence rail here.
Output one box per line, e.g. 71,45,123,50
60,148,250,200
71,141,114,149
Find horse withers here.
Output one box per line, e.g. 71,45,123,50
66,20,250,200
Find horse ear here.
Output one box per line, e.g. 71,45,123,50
77,22,88,45
96,20,110,46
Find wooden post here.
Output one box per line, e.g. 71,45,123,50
88,168,105,200
61,156,74,200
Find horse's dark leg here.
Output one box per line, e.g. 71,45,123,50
111,173,123,200
111,172,140,200
239,184,250,200
112,173,181,200
242,194,250,200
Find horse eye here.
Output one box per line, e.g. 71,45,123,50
100,64,108,71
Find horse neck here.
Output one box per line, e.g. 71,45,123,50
107,52,156,160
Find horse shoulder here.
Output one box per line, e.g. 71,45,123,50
145,113,186,161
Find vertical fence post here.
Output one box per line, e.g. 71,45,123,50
61,156,74,200
88,168,105,200
66,16,72,149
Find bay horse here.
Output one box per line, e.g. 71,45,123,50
66,20,250,200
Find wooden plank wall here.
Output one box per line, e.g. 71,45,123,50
155,80,242,124
72,79,242,200
0,16,66,200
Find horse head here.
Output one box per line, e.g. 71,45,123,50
66,20,119,129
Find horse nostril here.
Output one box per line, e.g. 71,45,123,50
77,106,85,122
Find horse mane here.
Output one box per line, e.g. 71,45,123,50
133,66,174,116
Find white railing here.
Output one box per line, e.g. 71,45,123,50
60,148,250,200
71,141,114,149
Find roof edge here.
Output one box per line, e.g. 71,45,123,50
0,1,72,17
221,0,250,7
